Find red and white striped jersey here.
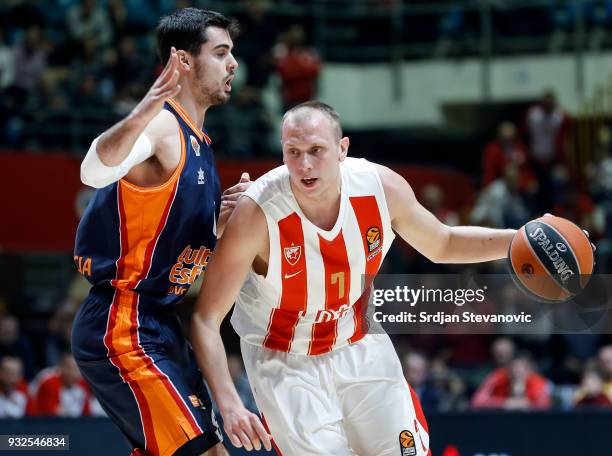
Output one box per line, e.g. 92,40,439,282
231,158,394,355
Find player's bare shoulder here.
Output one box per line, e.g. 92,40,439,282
373,162,404,191
124,108,182,187
219,195,270,270
372,163,418,220
234,197,269,243
244,164,289,207
145,108,182,165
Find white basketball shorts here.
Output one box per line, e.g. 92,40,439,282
240,334,431,456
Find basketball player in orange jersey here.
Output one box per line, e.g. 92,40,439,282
190,100,522,455
71,8,272,456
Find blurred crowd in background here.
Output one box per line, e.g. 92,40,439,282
6,0,612,153
2,0,612,421
0,0,322,155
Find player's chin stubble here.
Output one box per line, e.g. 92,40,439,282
192,81,228,107
210,89,230,106
194,63,230,106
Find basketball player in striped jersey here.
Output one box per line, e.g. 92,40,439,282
71,8,271,456
190,101,517,455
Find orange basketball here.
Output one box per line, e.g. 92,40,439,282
508,215,594,302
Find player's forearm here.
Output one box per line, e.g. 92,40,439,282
438,226,516,263
190,315,244,410
96,112,152,166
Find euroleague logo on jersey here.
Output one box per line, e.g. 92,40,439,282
366,226,381,252
284,245,302,266
365,226,382,262
399,430,416,456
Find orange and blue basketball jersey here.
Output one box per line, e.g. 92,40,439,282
71,100,223,456
73,99,219,359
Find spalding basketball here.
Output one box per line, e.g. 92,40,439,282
508,215,594,302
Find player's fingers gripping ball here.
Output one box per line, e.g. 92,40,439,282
508,215,595,302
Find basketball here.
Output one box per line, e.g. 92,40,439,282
508,215,594,302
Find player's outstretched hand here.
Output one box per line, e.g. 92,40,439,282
217,172,251,237
221,172,251,208
130,46,182,123
222,405,272,451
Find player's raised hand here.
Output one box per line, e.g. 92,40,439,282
130,46,182,123
222,405,272,451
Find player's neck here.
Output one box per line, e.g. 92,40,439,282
292,179,342,231
172,91,209,131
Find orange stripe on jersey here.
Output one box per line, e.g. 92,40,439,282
263,213,307,353
104,291,158,455
112,134,185,291
348,196,384,344
103,136,203,453
308,232,351,355
106,291,203,454
166,98,212,146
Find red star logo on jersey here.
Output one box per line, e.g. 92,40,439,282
283,245,302,266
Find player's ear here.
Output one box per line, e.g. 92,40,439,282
176,50,191,71
339,137,349,161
